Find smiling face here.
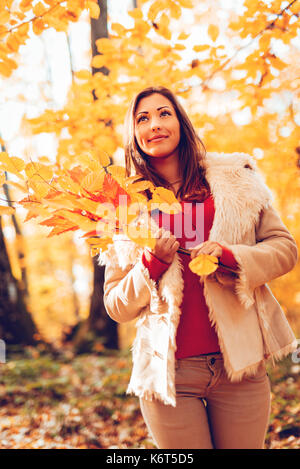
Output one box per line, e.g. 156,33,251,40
134,93,181,159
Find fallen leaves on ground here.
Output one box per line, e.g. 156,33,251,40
0,348,299,449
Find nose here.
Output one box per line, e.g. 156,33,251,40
151,118,161,131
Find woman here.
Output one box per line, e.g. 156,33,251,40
98,86,298,449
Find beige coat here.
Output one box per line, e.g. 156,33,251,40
98,152,298,407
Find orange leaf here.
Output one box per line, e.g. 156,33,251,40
102,173,131,207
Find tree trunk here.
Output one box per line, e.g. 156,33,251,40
71,0,118,351
0,217,37,345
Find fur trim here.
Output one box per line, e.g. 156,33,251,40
229,248,256,309
204,152,274,244
269,339,298,363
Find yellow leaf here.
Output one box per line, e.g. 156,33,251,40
87,1,100,19
111,22,127,37
11,157,25,172
75,69,91,80
127,180,154,193
0,58,18,77
128,8,143,20
208,24,219,42
0,10,10,25
106,165,126,179
77,153,103,172
189,254,218,276
95,37,115,54
193,44,210,52
86,236,112,253
147,0,165,22
81,170,105,193
57,175,81,194
44,192,80,211
0,152,25,179
19,0,32,11
174,43,186,50
169,2,182,19
178,32,189,40
91,247,100,257
58,210,97,232
33,2,48,16
98,151,111,167
259,33,271,50
6,34,20,52
0,171,6,186
3,180,27,193
125,225,156,251
157,13,171,40
0,205,15,215
177,0,193,8
150,187,182,214
96,202,116,222
76,198,100,215
32,17,45,35
28,176,50,198
25,162,52,181
91,54,107,69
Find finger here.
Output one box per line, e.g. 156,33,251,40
174,241,180,252
161,229,172,239
153,227,162,238
190,249,199,260
164,237,177,250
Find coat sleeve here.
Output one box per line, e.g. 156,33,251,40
102,256,161,324
227,204,298,309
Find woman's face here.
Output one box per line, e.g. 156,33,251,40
134,93,181,159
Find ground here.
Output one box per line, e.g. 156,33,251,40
0,347,299,449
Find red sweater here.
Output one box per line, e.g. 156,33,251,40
142,192,239,359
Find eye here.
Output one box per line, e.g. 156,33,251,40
161,110,171,117
137,115,147,123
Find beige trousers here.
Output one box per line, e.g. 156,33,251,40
140,353,271,449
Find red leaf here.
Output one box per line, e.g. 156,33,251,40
102,173,131,207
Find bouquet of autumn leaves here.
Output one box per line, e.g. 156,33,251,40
0,150,224,277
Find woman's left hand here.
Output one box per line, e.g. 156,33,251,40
190,241,223,260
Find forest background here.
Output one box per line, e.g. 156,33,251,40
0,0,299,449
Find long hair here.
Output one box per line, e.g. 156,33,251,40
123,86,210,202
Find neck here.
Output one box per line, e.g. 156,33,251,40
147,152,181,184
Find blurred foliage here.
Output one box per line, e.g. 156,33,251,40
0,347,299,449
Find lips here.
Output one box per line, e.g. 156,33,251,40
149,135,168,142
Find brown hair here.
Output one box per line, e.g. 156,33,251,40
123,86,210,202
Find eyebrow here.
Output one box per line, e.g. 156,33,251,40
136,106,172,117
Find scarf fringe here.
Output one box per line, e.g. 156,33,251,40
268,339,298,364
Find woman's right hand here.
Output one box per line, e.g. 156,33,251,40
149,227,180,264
